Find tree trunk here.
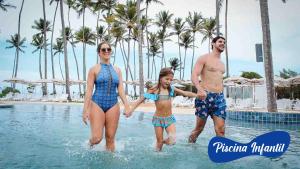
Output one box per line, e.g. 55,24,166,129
60,0,71,101
71,43,81,95
225,0,230,98
50,1,59,95
58,54,64,80
68,7,81,95
145,3,150,79
96,10,100,64
133,40,137,96
225,0,229,78
12,52,16,78
177,35,182,80
14,0,25,83
113,39,118,64
216,0,220,36
125,29,131,95
39,50,43,79
161,42,164,69
191,32,195,75
82,8,86,93
183,48,187,80
136,0,144,96
259,0,277,112
42,0,48,96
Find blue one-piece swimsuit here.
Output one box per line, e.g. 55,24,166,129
92,63,119,112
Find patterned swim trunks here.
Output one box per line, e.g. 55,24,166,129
195,91,227,120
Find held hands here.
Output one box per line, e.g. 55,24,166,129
123,104,133,118
82,111,89,125
197,89,207,100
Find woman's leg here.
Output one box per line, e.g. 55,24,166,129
89,101,105,146
154,127,164,151
164,123,176,145
104,104,120,152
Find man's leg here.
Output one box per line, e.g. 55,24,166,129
188,116,207,143
212,115,225,136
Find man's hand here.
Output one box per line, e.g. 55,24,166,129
197,89,207,100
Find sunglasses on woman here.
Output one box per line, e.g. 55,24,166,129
101,48,112,52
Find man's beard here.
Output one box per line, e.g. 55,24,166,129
217,46,224,53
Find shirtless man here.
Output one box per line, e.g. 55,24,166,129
188,36,227,143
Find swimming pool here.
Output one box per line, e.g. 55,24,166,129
0,104,299,169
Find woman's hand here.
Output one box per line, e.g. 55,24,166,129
123,104,132,117
82,111,90,125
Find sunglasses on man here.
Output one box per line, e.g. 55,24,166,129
101,48,112,52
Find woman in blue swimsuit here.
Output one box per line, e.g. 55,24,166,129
125,68,197,151
82,42,130,151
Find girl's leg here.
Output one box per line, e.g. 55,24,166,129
154,126,164,151
89,101,105,146
104,104,120,152
164,123,176,145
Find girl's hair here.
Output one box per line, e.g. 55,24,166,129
97,41,112,53
157,67,174,94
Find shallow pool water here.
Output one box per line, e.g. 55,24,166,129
0,104,299,169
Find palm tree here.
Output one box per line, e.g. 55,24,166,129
157,29,171,69
148,32,161,79
200,17,217,52
95,25,107,63
32,17,51,95
142,0,163,79
179,31,193,80
110,22,126,65
169,57,180,75
155,10,173,68
258,0,286,112
186,11,202,74
102,0,116,15
6,34,26,82
74,0,93,93
172,17,185,79
74,27,96,92
114,0,138,94
101,0,117,32
50,0,59,95
31,34,45,80
60,0,71,101
53,38,64,80
64,27,82,95
0,0,16,11
91,1,104,63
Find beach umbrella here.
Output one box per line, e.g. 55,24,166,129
223,77,250,104
30,79,56,84
247,78,264,105
223,76,249,85
69,80,86,85
287,75,300,99
288,75,300,85
3,77,28,84
274,77,289,87
172,83,185,88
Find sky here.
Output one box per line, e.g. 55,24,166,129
0,0,300,92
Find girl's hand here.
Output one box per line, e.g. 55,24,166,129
82,111,89,125
124,108,133,118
